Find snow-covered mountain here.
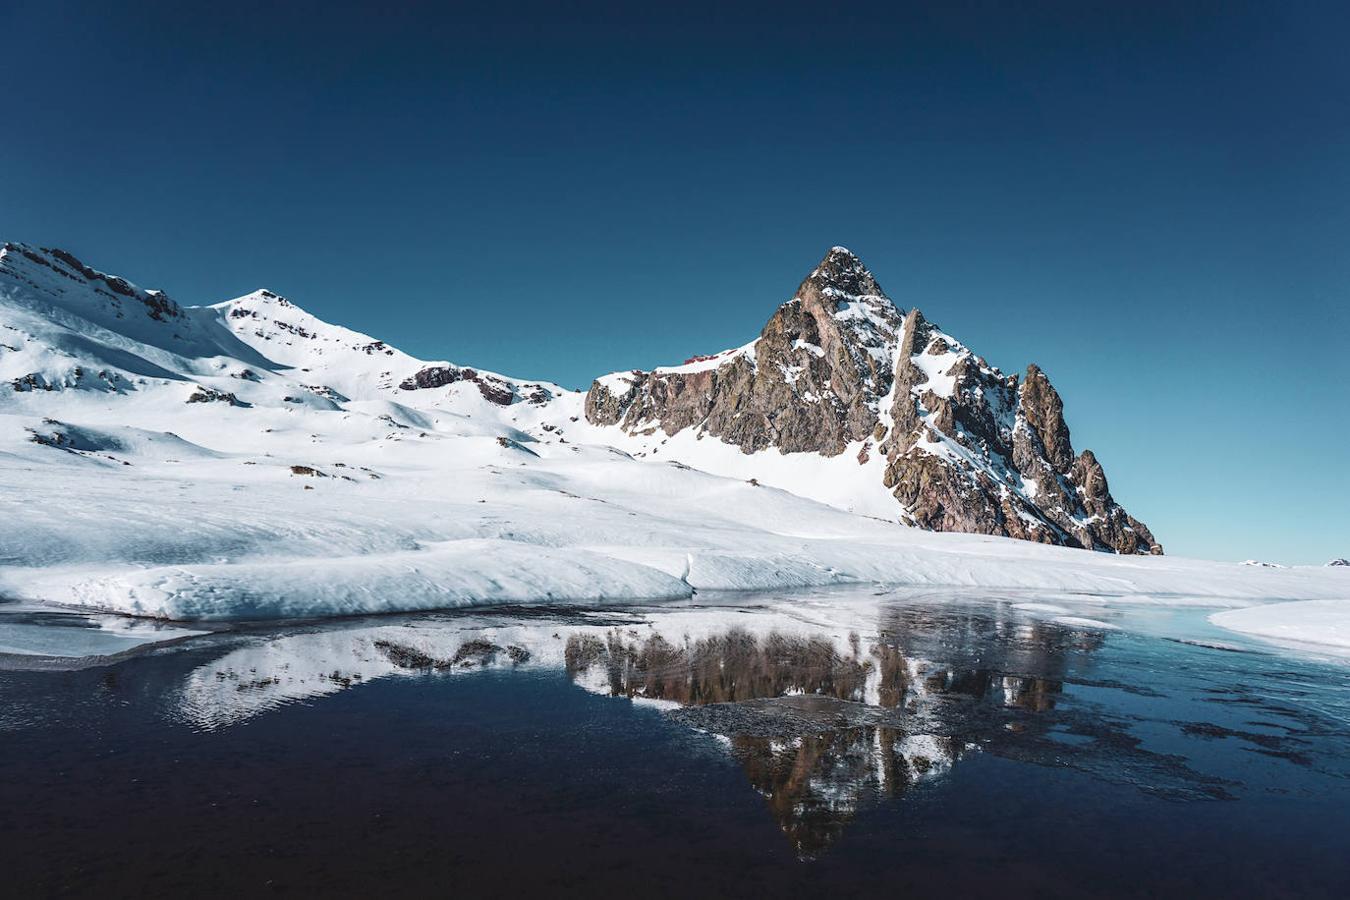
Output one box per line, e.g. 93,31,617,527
1,240,1345,642
0,240,566,431
587,247,1159,554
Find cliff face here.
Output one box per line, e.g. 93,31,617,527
587,247,901,456
878,309,1160,553
586,247,1161,555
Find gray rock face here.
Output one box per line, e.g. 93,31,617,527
586,247,1161,555
586,247,901,456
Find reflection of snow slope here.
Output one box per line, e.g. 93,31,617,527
171,593,1261,859
178,618,572,729
177,603,873,728
176,596,1055,745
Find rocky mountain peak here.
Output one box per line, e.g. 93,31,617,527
585,248,1161,556
586,248,905,457
795,246,894,314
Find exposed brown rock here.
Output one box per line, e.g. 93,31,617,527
1018,364,1074,472
1070,450,1163,555
399,365,516,405
586,247,900,456
584,247,1160,555
187,386,243,406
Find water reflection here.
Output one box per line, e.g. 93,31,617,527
162,597,1270,858
732,726,956,858
563,629,875,706
560,618,1080,857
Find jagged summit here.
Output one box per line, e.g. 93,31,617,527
587,247,1161,555
588,246,904,458
799,246,891,309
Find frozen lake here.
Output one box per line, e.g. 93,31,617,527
2,587,1348,896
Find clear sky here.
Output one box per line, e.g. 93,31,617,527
3,1,1347,564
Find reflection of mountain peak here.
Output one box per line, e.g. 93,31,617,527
175,600,1235,860
563,627,880,707
732,724,959,859
561,625,974,858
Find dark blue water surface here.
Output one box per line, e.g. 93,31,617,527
1,593,1347,898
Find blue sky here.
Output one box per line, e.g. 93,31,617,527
3,1,1347,563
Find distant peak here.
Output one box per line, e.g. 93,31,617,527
235,288,292,307
217,289,299,322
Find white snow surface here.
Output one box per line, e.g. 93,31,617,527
651,339,757,375
2,243,1347,635
1210,600,1350,653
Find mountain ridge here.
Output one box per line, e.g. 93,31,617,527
2,240,1157,555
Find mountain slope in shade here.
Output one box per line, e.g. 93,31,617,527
586,247,1160,555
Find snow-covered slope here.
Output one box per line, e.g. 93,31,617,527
1,242,1345,647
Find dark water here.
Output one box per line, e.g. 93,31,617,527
1,592,1348,898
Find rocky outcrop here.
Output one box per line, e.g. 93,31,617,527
187,386,244,406
399,365,515,405
878,306,1160,553
1,242,184,322
586,247,1161,555
398,365,555,407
